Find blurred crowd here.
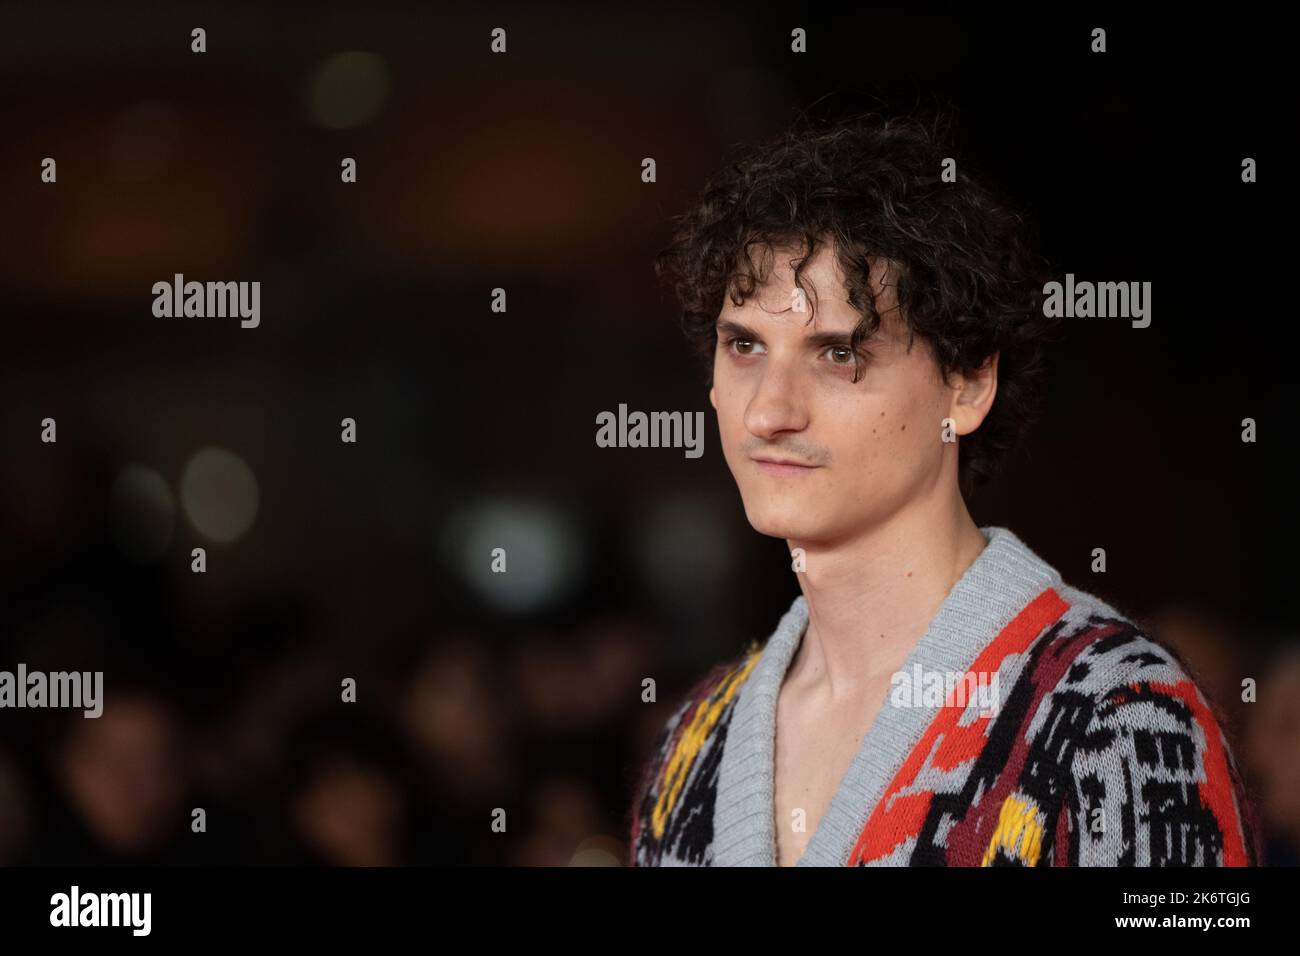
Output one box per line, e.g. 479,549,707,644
0,573,684,866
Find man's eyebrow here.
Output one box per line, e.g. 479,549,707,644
715,317,870,348
715,319,758,340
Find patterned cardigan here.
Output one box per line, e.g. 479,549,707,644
628,527,1263,867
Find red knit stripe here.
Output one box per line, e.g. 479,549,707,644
848,586,1071,865
1140,680,1250,867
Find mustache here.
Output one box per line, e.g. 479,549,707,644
743,440,831,466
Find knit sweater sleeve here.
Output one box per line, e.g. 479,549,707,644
1060,634,1262,867
626,693,698,866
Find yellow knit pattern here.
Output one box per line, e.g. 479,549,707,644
981,792,1046,866
651,650,760,840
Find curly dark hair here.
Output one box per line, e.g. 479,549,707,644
653,109,1062,495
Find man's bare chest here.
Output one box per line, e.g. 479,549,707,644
773,682,892,866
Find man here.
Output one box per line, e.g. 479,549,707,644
627,111,1262,866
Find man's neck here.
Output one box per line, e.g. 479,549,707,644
785,499,989,705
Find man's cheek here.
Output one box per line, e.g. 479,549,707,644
717,416,742,469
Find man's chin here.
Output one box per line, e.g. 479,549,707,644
742,507,823,542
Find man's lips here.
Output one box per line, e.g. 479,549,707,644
751,456,821,476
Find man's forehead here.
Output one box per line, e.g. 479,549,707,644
719,285,902,341
728,245,898,310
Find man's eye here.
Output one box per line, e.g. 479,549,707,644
824,345,855,365
726,337,763,356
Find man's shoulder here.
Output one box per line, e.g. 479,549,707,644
1032,579,1224,727
640,642,763,780
1037,580,1221,706
651,643,762,744
1029,580,1263,865
626,644,762,866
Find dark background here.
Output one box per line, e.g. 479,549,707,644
2,3,1297,865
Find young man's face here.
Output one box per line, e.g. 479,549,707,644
708,242,990,546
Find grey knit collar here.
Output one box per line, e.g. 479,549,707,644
710,525,1063,866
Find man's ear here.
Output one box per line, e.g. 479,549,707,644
949,352,998,435
709,385,717,410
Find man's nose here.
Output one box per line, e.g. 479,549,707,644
744,362,808,439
